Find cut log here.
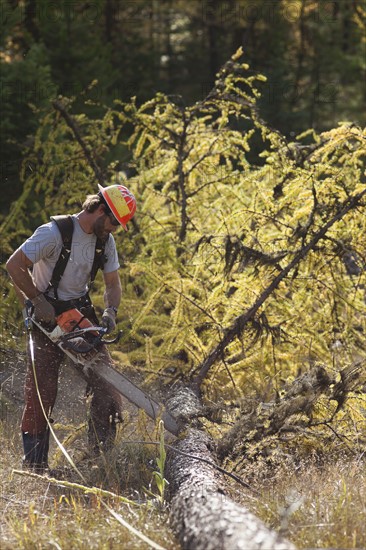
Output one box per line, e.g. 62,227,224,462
166,388,296,550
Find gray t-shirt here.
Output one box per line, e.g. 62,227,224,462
20,215,120,300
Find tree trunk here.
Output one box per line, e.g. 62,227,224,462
165,388,296,550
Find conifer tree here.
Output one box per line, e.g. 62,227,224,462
1,49,365,459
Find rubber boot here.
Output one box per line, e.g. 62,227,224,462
22,430,50,473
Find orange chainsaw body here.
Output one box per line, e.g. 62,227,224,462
56,308,96,333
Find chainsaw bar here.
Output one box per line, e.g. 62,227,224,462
25,309,179,436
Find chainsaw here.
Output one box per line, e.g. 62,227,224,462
24,300,179,436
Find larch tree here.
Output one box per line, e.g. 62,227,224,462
1,48,366,548
2,47,366,454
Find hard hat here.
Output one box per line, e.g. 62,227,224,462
98,184,136,230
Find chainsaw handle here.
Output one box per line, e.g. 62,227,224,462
60,327,122,343
101,330,122,345
59,329,122,354
60,326,106,341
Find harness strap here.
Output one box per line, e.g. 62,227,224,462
90,238,106,285
49,215,107,300
49,215,73,300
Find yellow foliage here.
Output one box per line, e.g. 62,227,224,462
2,50,366,448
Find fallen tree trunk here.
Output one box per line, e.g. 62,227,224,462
166,388,296,550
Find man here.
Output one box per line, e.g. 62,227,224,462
6,184,136,472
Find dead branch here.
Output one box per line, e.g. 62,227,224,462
52,100,105,186
217,362,366,462
193,189,366,390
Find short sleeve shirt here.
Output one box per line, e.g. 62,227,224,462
20,215,120,300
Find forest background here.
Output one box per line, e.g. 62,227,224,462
1,1,366,549
1,0,365,212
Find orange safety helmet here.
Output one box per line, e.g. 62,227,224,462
98,184,136,230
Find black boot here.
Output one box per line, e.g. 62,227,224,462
22,430,50,473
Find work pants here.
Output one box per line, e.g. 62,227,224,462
21,317,122,452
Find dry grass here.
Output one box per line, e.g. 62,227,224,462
0,420,179,549
234,453,366,549
2,399,366,549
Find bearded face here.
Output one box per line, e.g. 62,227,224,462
93,215,111,242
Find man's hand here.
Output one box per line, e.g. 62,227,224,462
32,294,56,325
101,307,117,334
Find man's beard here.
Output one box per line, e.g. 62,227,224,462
93,216,109,242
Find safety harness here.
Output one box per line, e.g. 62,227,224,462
48,215,107,300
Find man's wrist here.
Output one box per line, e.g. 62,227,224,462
29,289,43,301
105,306,118,316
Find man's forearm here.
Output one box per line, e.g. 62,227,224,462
12,282,27,304
8,270,39,299
104,284,122,310
6,252,40,301
103,270,122,311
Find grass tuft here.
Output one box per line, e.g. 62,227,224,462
234,453,366,548
0,421,178,549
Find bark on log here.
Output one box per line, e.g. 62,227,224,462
166,388,296,550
